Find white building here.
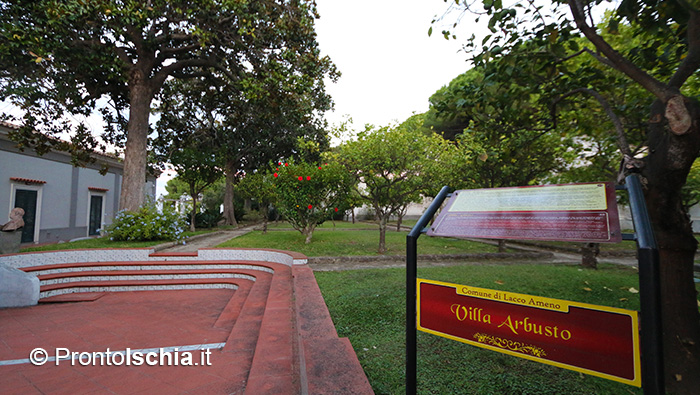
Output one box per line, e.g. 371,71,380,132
1,121,156,244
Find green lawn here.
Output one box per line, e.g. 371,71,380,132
217,229,500,256
315,264,647,395
264,220,379,230
19,230,213,252
523,239,638,252
529,233,700,253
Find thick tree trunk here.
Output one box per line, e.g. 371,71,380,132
222,159,238,227
580,243,599,269
119,82,153,212
643,99,700,392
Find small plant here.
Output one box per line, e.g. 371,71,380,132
106,203,186,242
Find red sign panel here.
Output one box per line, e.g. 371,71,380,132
417,279,641,386
427,182,622,243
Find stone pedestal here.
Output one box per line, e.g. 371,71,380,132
0,230,22,255
0,263,39,307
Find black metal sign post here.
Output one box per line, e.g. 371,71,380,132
623,175,664,395
406,186,450,395
406,177,664,395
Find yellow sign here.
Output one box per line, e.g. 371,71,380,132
417,278,641,387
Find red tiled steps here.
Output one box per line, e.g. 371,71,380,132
293,265,374,394
244,262,298,394
21,260,276,276
8,249,372,393
19,260,276,301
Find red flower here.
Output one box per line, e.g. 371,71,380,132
306,176,311,181
318,166,322,170
298,176,303,181
278,162,282,165
273,173,278,178
308,204,313,209
276,168,279,171
284,163,288,166
334,207,339,212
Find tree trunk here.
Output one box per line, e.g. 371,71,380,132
580,243,599,269
261,205,269,235
643,98,700,392
396,213,403,231
351,208,355,224
303,226,314,244
497,239,507,253
119,81,153,212
190,188,198,233
222,159,238,227
378,214,388,254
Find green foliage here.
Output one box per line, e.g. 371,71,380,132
201,178,225,214
271,159,355,242
337,118,456,252
190,209,223,229
339,118,454,206
106,204,185,242
682,158,700,210
238,172,278,209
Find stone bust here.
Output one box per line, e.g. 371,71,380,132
1,207,25,232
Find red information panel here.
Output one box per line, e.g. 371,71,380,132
417,279,641,386
427,182,622,242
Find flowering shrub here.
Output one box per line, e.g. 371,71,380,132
106,203,186,242
272,159,354,243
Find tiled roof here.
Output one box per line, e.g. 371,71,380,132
0,120,20,129
0,117,123,162
10,177,47,185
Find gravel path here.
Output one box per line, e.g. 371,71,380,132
156,226,640,271
155,225,257,253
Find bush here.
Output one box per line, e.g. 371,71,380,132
191,209,222,229
107,204,186,242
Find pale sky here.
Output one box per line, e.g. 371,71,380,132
314,0,477,130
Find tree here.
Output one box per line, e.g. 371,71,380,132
428,62,577,189
0,0,331,212
155,49,335,227
338,118,455,253
436,0,700,390
271,159,354,243
214,71,334,228
158,136,221,232
237,172,278,234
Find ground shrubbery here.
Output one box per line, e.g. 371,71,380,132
107,204,186,242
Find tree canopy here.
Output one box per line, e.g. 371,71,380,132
0,0,335,212
337,118,455,253
434,0,700,389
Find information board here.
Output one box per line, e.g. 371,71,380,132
417,278,641,386
427,182,622,242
